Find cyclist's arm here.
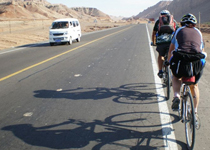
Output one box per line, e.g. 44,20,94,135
201,39,205,52
168,29,178,62
152,30,157,44
152,20,159,44
168,43,175,62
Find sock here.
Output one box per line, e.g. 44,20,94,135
194,108,197,113
174,93,180,99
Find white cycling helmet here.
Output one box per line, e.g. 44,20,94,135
160,10,170,15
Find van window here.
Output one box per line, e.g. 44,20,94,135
69,22,72,26
52,21,68,29
72,21,76,27
76,21,79,26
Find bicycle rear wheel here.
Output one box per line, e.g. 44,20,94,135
165,66,171,100
184,91,196,150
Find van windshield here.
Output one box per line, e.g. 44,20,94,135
52,21,69,29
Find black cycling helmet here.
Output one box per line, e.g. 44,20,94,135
181,13,197,24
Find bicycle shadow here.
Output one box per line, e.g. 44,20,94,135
2,111,185,150
34,83,166,104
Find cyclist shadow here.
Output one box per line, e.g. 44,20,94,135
2,111,185,149
33,83,165,104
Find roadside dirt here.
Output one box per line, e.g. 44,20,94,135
202,33,210,63
0,19,129,50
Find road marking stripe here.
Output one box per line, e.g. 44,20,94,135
146,24,178,150
0,26,131,82
0,48,26,55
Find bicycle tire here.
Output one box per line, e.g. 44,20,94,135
184,90,196,150
166,66,171,100
178,98,184,120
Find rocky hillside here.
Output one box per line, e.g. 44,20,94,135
134,0,210,23
71,7,111,21
0,0,111,21
168,0,210,23
133,1,171,20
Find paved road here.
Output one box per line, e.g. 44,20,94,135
0,24,209,150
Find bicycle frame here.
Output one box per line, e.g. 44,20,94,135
179,83,191,122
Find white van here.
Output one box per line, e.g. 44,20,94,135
49,18,81,46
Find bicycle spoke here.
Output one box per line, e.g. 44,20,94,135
178,100,184,121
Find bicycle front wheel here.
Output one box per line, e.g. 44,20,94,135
184,91,196,150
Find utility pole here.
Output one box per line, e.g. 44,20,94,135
199,12,201,30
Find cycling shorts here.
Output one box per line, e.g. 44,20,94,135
156,43,170,56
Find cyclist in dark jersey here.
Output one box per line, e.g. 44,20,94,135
167,13,207,120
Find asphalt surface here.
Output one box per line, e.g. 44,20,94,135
0,24,210,150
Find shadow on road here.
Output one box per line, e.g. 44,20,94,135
2,111,184,149
15,40,79,49
0,83,188,149
33,83,166,104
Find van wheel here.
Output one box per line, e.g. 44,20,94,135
68,37,72,45
76,35,80,42
50,42,54,46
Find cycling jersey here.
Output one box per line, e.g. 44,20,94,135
170,26,205,83
171,26,204,53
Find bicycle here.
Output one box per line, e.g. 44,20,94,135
162,54,172,100
177,76,198,150
150,42,172,100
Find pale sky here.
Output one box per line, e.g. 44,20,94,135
47,0,162,17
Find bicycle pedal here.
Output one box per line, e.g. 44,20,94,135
196,123,201,130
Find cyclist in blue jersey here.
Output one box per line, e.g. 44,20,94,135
167,13,207,121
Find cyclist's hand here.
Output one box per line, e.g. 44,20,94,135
164,61,170,66
151,42,156,46
202,52,207,58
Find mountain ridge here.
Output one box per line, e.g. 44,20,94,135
134,0,210,23
0,0,111,21
0,0,210,23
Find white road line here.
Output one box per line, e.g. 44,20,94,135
0,47,26,55
146,24,178,150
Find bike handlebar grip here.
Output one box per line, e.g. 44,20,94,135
150,42,157,46
164,61,170,66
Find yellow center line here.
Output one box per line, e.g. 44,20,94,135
0,26,132,82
